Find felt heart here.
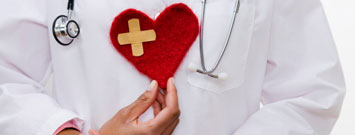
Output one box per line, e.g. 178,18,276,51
110,3,199,89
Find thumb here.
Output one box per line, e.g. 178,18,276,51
125,80,159,121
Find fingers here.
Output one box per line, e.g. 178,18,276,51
154,90,166,118
150,80,172,117
162,119,180,135
120,80,159,121
157,90,166,108
165,78,179,109
152,100,161,117
145,78,180,130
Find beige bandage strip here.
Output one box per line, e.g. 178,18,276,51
118,18,156,57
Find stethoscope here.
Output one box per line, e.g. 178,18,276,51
188,0,240,80
52,0,240,79
52,0,80,46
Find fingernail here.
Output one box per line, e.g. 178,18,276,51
149,80,157,90
170,77,175,84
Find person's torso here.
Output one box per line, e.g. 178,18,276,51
47,0,273,134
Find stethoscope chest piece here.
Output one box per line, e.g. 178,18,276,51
52,0,80,46
52,15,80,46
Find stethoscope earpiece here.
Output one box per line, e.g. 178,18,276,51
217,72,228,80
188,63,199,72
52,0,79,46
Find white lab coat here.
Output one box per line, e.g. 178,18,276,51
0,0,345,135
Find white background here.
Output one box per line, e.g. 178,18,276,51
321,0,355,134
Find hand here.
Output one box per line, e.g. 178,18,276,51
57,128,81,135
92,78,180,135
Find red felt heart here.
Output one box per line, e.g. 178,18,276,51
110,3,199,89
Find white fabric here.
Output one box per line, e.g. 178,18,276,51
0,0,345,135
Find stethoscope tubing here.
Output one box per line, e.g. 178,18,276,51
197,0,240,77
